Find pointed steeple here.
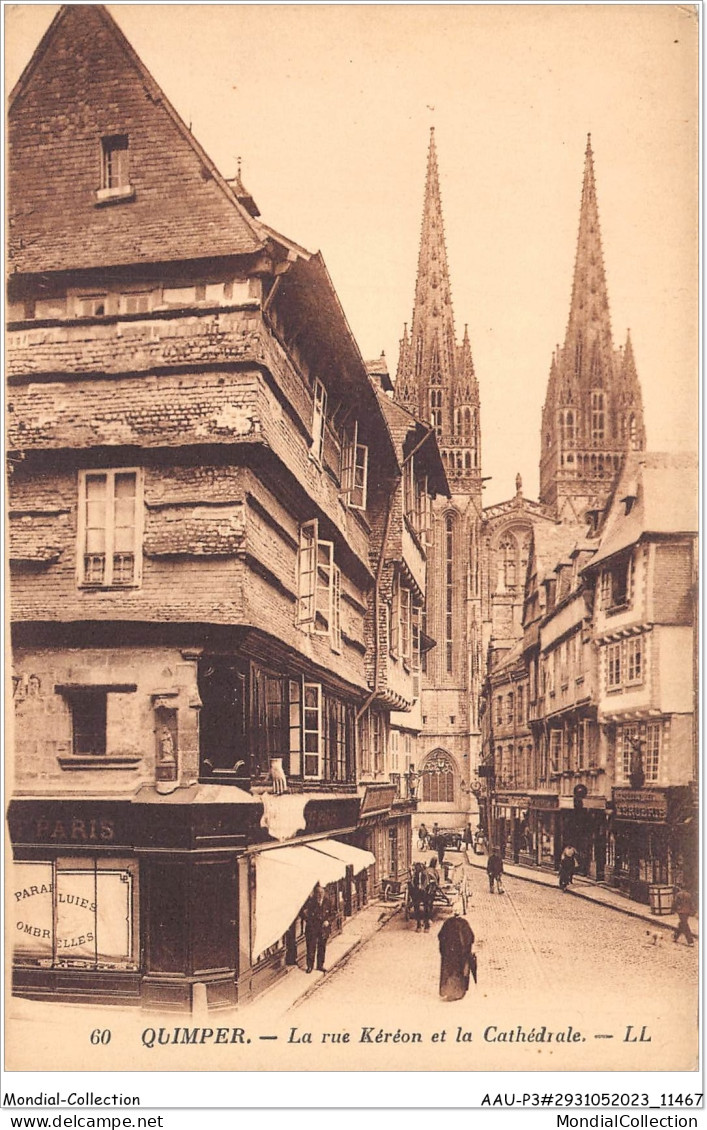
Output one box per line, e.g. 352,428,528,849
395,128,457,425
564,134,613,376
539,136,645,517
564,135,609,343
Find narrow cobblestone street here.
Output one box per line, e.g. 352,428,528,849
286,853,698,1071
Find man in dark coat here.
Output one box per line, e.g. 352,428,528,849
672,888,695,946
438,911,476,1001
303,882,334,972
487,848,504,893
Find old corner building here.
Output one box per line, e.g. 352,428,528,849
7,5,448,1010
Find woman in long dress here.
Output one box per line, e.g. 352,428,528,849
438,910,475,1001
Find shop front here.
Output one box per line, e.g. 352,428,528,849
527,794,560,869
610,786,695,905
557,795,608,880
493,794,531,863
8,787,373,1011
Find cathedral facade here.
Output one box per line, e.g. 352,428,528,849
395,130,645,833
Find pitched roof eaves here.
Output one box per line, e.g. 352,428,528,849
255,221,313,260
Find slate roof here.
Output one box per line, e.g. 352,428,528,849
587,452,698,569
9,5,264,275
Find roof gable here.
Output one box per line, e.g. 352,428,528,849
9,5,264,275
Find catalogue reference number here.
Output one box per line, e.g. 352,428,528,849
480,1095,704,1108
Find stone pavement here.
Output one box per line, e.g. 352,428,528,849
462,848,699,938
246,847,697,1017
236,899,403,1019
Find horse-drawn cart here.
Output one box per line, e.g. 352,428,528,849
404,861,470,921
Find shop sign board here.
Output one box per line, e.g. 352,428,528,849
613,789,668,821
360,785,396,815
529,795,559,810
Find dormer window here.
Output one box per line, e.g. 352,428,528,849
97,135,134,202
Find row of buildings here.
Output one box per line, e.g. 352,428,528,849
482,450,697,904
7,6,697,1012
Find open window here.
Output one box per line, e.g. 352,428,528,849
340,421,368,510
297,520,337,642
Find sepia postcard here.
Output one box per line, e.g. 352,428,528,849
3,1,700,1095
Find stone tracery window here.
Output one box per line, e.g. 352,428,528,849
421,749,456,803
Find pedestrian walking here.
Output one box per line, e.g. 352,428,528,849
462,823,473,852
559,845,578,891
418,822,429,851
671,887,696,947
487,847,504,893
437,835,446,867
302,881,334,973
438,908,476,1001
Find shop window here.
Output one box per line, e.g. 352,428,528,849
302,682,322,779
79,469,141,588
13,858,137,970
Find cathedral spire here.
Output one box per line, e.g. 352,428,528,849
539,136,645,518
395,128,457,422
565,133,613,364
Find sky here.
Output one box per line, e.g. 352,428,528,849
5,3,698,505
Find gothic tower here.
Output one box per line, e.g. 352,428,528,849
539,136,645,523
395,128,483,825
